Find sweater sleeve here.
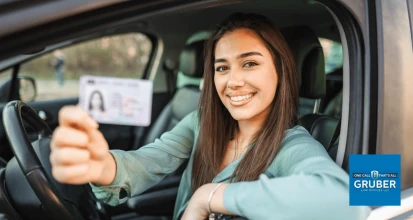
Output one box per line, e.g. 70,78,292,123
223,127,371,220
90,111,198,206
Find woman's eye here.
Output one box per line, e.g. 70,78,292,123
215,66,229,72
243,62,258,68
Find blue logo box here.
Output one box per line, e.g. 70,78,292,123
349,154,401,206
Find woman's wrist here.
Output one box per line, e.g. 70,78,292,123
94,152,117,186
193,183,230,215
208,183,224,214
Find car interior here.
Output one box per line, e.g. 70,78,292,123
0,0,347,219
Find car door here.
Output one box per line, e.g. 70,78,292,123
0,31,170,163
365,0,413,219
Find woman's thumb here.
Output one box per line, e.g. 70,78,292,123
86,128,109,160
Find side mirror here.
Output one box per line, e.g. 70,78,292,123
0,75,36,102
18,76,37,102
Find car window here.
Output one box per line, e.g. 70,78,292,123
319,38,343,74
0,68,13,102
0,68,12,83
19,33,153,101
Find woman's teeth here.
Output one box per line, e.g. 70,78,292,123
230,93,254,102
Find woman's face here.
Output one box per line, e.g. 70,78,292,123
91,92,102,110
214,28,278,123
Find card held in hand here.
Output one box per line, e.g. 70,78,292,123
79,75,153,126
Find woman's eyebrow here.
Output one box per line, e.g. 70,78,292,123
237,51,263,59
214,51,263,64
214,58,227,64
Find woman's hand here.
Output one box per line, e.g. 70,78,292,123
50,105,116,186
181,183,231,220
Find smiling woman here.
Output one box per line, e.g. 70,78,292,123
48,12,371,220
193,13,298,194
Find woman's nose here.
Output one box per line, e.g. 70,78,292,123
227,71,245,89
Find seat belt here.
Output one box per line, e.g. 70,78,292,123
327,116,341,152
131,126,145,150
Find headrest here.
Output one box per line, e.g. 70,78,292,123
280,26,326,99
179,40,205,78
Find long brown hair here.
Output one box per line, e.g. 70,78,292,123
192,13,299,191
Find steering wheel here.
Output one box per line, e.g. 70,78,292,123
3,101,105,220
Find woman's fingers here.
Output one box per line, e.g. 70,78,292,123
59,105,98,131
52,163,96,184
53,105,108,159
87,129,109,160
50,126,89,149
50,147,91,166
50,105,110,184
50,121,109,163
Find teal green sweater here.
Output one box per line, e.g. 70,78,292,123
91,112,371,219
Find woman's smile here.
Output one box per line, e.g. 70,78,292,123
227,92,256,106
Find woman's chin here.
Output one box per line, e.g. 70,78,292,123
227,105,270,123
228,110,256,121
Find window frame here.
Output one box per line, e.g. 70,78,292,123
316,0,366,172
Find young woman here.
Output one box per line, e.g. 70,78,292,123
50,13,370,220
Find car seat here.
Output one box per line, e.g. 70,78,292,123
282,26,340,160
142,40,205,145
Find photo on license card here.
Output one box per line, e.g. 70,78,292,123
79,75,153,126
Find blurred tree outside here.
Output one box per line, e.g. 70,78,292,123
20,33,152,80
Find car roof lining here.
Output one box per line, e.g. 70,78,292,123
140,0,340,41
0,0,340,70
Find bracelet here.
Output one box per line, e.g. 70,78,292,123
208,183,223,215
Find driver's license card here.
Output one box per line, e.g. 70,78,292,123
79,75,153,126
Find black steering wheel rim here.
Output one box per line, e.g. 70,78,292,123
3,100,74,220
